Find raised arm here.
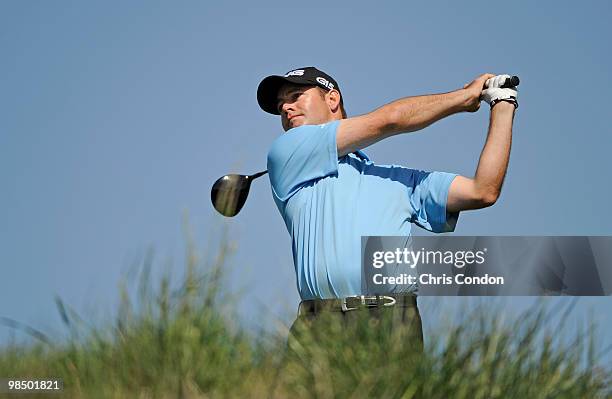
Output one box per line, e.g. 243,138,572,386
446,101,515,212
336,74,495,157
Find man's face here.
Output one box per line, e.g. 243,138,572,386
276,84,332,131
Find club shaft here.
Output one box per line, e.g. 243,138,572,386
250,170,268,180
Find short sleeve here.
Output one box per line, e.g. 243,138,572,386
267,121,339,201
408,171,459,233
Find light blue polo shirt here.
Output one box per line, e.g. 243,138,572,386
267,120,459,300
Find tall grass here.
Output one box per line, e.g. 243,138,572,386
0,233,610,398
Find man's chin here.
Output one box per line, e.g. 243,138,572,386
290,119,306,128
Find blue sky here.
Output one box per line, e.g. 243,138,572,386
1,1,611,365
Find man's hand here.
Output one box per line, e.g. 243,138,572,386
463,74,496,112
481,74,519,108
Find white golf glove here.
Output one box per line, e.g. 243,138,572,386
481,74,518,109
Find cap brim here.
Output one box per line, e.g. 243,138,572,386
257,75,312,115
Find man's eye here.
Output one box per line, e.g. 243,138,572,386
277,92,304,112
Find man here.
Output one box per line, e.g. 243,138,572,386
257,67,517,350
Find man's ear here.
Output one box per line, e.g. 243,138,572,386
326,89,341,114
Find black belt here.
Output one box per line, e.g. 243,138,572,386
299,294,417,314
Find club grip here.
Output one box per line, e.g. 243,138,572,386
485,75,520,89
500,75,520,88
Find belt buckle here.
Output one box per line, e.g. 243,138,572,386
341,296,360,312
341,295,397,312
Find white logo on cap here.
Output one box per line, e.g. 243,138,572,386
285,70,304,77
316,77,335,90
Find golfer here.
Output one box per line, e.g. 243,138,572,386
257,67,517,349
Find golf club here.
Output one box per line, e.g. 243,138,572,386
211,170,268,217
211,75,520,217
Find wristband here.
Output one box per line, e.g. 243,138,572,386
490,98,518,109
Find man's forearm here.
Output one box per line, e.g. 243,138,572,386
379,89,470,135
336,89,470,156
473,102,515,203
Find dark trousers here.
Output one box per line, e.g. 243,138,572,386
273,296,425,398
287,295,424,356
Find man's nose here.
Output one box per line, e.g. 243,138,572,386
281,101,294,114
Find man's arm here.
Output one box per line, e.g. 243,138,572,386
446,101,515,212
336,74,495,157
335,73,516,212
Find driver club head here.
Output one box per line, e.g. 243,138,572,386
211,174,253,217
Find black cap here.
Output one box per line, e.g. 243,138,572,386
257,67,341,115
